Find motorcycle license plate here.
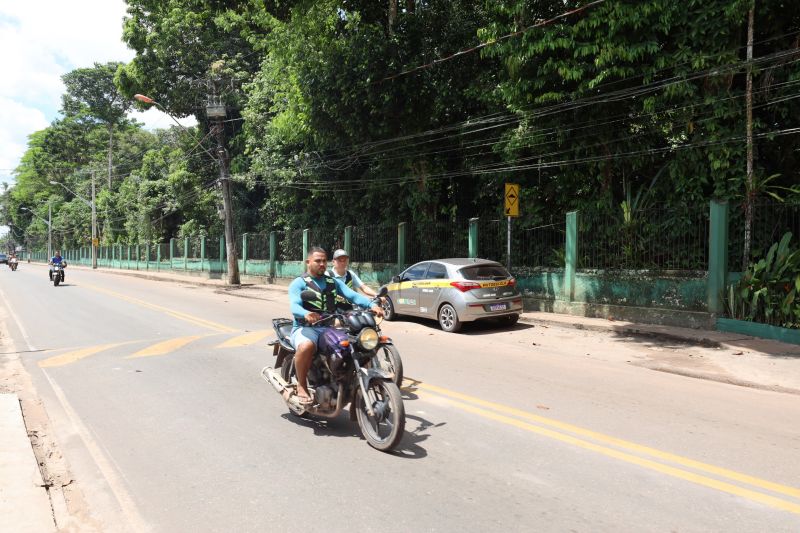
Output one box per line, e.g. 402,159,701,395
489,303,508,311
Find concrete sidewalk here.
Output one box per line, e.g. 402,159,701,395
63,263,800,393
0,394,54,532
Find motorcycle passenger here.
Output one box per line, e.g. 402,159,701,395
48,250,66,281
289,246,384,406
327,249,380,311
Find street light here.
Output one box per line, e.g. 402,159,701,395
21,205,51,259
50,178,97,269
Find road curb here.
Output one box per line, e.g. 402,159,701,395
52,263,291,295
0,393,55,532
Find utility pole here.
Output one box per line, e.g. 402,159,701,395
208,96,240,285
743,4,756,268
91,170,98,269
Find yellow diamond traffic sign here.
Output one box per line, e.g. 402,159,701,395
504,183,519,217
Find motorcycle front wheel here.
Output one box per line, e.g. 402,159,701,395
53,275,60,286
372,344,403,387
355,380,405,452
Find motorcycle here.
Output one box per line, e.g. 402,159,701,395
49,262,66,286
8,257,17,271
262,288,406,452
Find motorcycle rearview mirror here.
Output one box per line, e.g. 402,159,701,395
300,290,318,302
377,286,388,298
391,275,400,284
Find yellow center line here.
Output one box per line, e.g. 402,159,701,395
215,330,272,349
404,377,800,509
127,335,209,358
81,283,237,333
416,389,800,515
39,342,129,368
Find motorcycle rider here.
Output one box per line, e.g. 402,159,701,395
48,250,66,281
327,249,380,310
289,246,383,406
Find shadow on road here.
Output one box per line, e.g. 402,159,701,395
389,315,534,336
279,408,442,459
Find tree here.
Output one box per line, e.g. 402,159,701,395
478,0,800,219
62,62,133,189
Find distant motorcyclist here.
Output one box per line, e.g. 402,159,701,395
48,250,66,281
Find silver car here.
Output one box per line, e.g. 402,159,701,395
381,258,523,332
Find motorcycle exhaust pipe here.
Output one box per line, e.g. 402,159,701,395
261,367,344,418
261,366,288,394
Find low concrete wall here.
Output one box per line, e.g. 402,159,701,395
516,268,712,328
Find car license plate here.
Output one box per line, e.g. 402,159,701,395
489,303,508,311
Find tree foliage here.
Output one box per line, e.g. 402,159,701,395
4,0,800,260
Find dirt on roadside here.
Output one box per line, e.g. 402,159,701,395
0,316,101,532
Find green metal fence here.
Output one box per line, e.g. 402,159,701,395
728,200,800,272
579,205,709,271
27,200,798,299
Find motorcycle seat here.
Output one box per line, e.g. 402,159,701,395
277,323,293,341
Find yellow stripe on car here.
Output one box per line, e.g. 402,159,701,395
386,279,512,290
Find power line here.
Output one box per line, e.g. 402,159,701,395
381,0,607,82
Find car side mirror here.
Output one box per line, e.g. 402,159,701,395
300,290,317,302
391,275,400,284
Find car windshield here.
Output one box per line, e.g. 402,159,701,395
459,264,511,281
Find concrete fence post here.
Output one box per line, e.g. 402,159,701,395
135,244,140,270
145,244,150,271
169,238,175,269
127,245,131,269
184,237,189,271
302,229,309,260
564,211,578,301
156,243,161,271
469,218,479,259
269,231,277,279
707,199,730,315
344,226,353,257
397,222,407,267
242,233,248,275
200,236,206,272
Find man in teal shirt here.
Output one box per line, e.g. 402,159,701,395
288,247,383,406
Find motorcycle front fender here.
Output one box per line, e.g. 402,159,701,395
361,366,392,382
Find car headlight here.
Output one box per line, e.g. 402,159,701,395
357,328,379,351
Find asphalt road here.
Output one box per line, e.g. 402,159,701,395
1,263,799,532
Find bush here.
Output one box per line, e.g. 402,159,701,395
726,232,800,329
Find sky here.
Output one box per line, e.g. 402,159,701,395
0,0,196,190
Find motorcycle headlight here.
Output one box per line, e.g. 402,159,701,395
357,328,379,351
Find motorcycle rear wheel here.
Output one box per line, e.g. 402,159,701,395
355,380,405,452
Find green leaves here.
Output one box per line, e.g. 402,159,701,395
727,232,800,329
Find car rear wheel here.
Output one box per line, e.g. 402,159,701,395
438,303,462,333
498,314,519,328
